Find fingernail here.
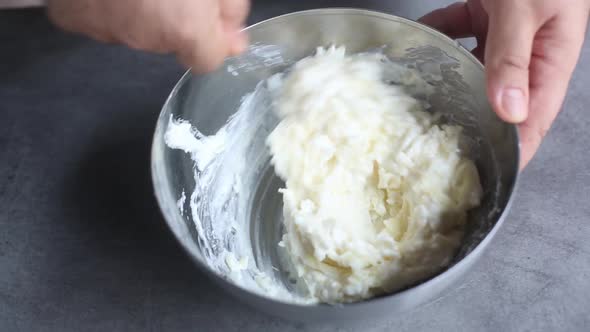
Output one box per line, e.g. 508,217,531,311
501,88,527,122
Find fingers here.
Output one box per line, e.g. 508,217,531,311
419,2,488,64
519,75,569,169
418,2,474,39
518,8,588,169
176,0,249,72
176,14,229,72
220,0,250,55
227,29,249,56
220,0,249,26
483,1,541,124
48,0,251,73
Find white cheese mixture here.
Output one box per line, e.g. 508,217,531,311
267,47,483,303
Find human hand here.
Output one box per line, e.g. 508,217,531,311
420,0,589,169
47,0,250,73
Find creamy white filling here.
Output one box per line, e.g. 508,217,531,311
267,47,483,303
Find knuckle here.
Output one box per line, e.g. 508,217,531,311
495,54,530,72
532,40,578,75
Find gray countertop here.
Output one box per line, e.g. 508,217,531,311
1,2,589,331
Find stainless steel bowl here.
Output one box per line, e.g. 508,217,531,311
151,8,519,322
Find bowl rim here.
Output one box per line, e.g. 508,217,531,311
151,7,521,309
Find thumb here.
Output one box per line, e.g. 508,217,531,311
483,1,539,123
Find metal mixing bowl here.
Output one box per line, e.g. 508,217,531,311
151,8,519,322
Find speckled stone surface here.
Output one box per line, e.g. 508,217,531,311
1,2,589,331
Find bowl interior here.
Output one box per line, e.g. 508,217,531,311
152,9,519,307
